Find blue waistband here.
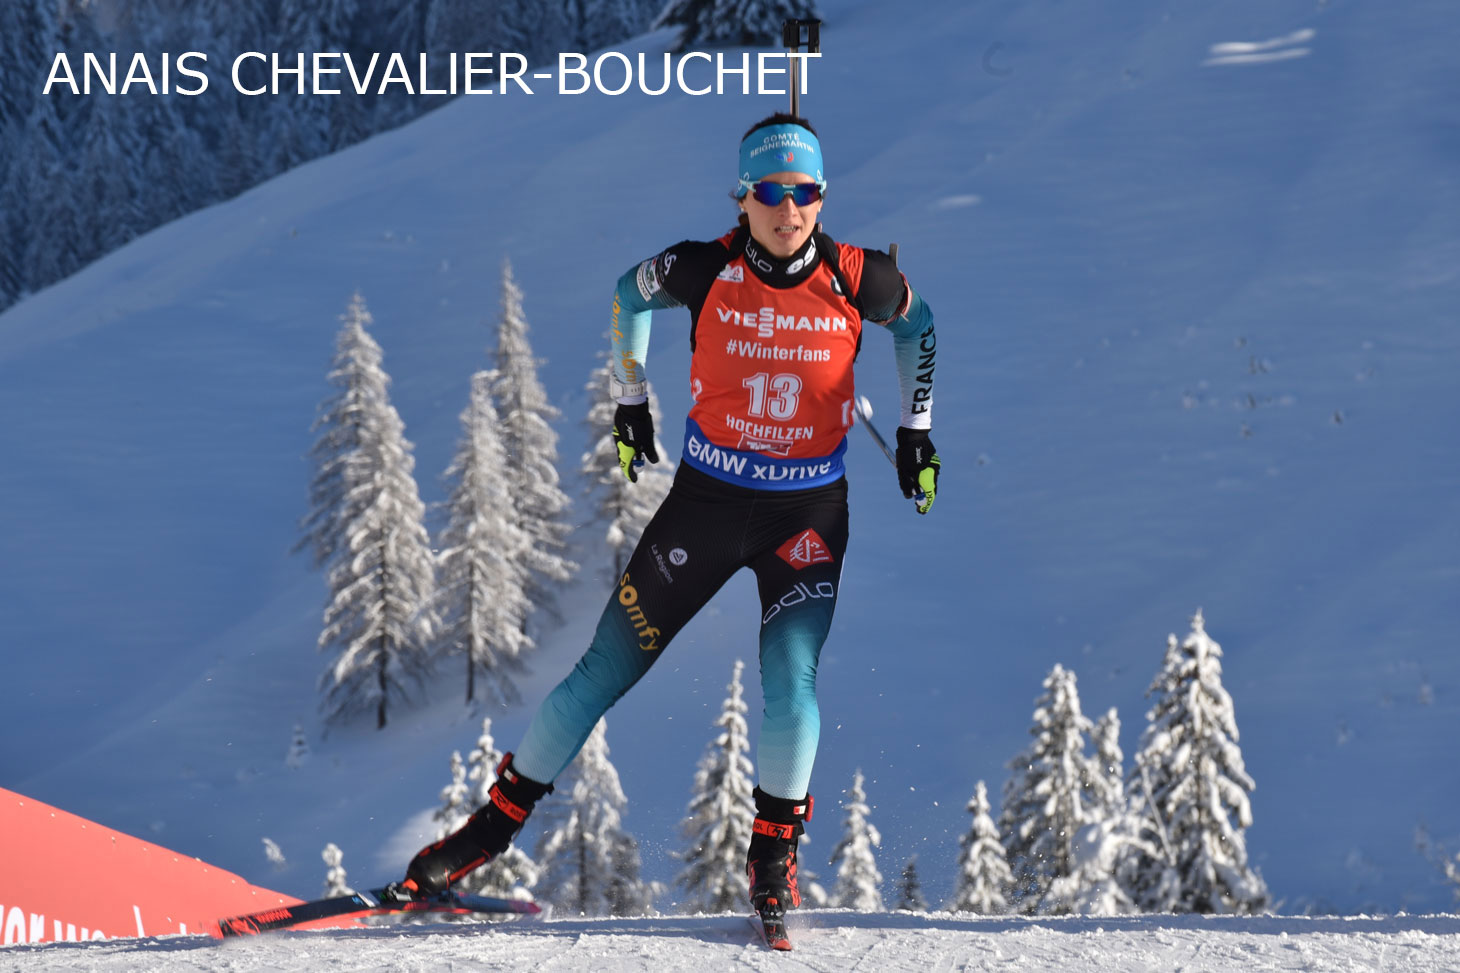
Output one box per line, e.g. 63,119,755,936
681,418,846,490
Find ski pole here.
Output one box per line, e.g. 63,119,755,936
854,395,925,506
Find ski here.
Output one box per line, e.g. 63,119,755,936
211,885,540,938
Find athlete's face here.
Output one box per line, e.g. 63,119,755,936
740,170,823,259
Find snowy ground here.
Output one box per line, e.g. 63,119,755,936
1,0,1457,919
7,912,1460,972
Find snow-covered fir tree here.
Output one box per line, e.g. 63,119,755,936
16,95,84,295
655,0,819,51
466,716,504,809
998,663,1094,914
1043,707,1152,916
1,0,667,316
286,724,310,769
829,769,884,912
460,717,539,899
568,0,646,52
435,369,533,705
300,294,438,728
434,750,472,837
275,0,360,162
676,659,756,914
895,857,928,912
534,719,657,916
1129,610,1269,914
322,842,353,897
490,258,577,624
582,344,673,580
948,780,1011,914
1090,709,1125,820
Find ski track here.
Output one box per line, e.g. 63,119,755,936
6,913,1459,973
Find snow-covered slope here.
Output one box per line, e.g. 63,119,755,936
1,0,1456,915
9,912,1460,971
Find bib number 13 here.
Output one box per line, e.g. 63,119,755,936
742,372,802,421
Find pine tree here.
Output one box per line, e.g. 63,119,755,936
1130,610,1269,914
275,0,360,160
301,294,439,728
998,664,1094,914
655,0,819,52
495,0,573,66
829,769,884,911
1045,707,1152,916
0,2,55,139
1089,709,1125,820
436,369,533,705
75,92,144,264
676,660,756,914
434,750,472,837
491,258,577,622
17,95,85,293
582,345,673,580
534,719,656,916
466,716,504,808
461,717,539,899
569,0,645,51
948,780,1012,914
895,858,928,912
322,843,353,896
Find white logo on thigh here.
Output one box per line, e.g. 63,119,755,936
761,581,836,624
669,548,688,566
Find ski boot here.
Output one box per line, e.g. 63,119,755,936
395,753,551,898
746,787,813,922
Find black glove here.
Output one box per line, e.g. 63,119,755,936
895,427,941,515
612,401,659,482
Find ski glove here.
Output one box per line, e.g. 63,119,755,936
612,401,659,482
896,427,941,515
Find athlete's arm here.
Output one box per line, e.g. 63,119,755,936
858,249,935,429
610,240,728,403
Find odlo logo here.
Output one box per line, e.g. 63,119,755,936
762,581,836,623
618,572,662,652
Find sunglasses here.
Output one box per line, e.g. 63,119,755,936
742,180,824,207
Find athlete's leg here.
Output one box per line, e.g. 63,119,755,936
748,490,849,800
513,473,748,783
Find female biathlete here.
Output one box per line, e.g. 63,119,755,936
398,113,940,923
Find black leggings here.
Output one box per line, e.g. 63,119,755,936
513,464,849,799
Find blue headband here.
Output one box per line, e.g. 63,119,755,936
735,123,826,198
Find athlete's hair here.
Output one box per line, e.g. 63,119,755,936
742,112,818,140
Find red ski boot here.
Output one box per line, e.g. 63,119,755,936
746,787,813,949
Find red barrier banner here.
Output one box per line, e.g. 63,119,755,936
0,787,301,942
